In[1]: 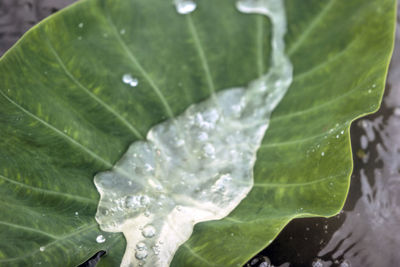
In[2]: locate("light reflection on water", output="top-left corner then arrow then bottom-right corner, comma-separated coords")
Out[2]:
315,8 -> 400,266
1,1 -> 400,267
252,3 -> 400,267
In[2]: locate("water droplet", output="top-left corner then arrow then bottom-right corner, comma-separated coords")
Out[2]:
75,211 -> 79,216
120,29 -> 126,35
96,235 -> 106,243
198,132 -> 208,141
176,139 -> 185,147
140,195 -> 150,206
321,152 -> 325,156
174,0 -> 197,14
39,246 -> 45,252
203,143 -> 215,157
142,225 -> 156,238
78,22 -> 84,28
341,130 -> 344,135
336,135 -> 339,139
152,245 -> 160,255
125,195 -> 141,209
135,249 -> 148,260
101,208 -> 109,215
368,89 -> 372,94
136,242 -> 147,250
78,36 -> 82,40
122,74 -> 139,87
144,163 -> 154,172
372,84 -> 376,88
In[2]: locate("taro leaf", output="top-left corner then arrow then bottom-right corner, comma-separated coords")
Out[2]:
0,0 -> 395,266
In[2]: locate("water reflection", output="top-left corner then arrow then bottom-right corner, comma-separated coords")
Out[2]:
252,3 -> 400,267
315,9 -> 400,266
1,1 -> 399,267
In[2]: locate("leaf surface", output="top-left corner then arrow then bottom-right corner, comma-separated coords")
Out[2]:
0,0 -> 395,266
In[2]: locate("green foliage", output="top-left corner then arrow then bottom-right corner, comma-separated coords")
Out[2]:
0,0 -> 395,266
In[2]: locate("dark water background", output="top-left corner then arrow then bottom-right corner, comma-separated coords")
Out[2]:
1,1 -> 399,266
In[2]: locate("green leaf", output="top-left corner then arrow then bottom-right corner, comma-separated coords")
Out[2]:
0,0 -> 395,266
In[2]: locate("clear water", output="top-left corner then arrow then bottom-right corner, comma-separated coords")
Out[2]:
1,1 -> 399,267
94,1 -> 292,266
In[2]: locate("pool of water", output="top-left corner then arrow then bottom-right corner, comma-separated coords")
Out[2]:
1,1 -> 399,266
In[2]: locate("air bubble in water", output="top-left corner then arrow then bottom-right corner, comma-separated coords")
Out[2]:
125,195 -> 139,208
140,195 -> 150,206
96,235 -> 106,243
174,0 -> 197,14
142,225 -> 156,238
136,242 -> 147,250
203,143 -> 215,157
135,249 -> 148,260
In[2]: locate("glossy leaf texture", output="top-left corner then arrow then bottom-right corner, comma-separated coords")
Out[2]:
0,0 -> 395,266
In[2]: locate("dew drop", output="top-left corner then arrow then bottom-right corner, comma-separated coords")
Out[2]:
120,29 -> 126,35
75,211 -> 79,216
96,234 -> 106,243
122,74 -> 139,87
78,22 -> 84,28
142,225 -> 156,238
39,246 -> 45,252
174,0 -> 197,14
321,152 -> 325,156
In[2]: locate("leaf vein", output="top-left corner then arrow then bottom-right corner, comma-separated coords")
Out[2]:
186,16 -> 216,96
0,174 -> 96,204
287,0 -> 336,55
0,90 -> 112,168
105,13 -> 175,119
45,36 -> 143,139
0,220 -> 59,240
